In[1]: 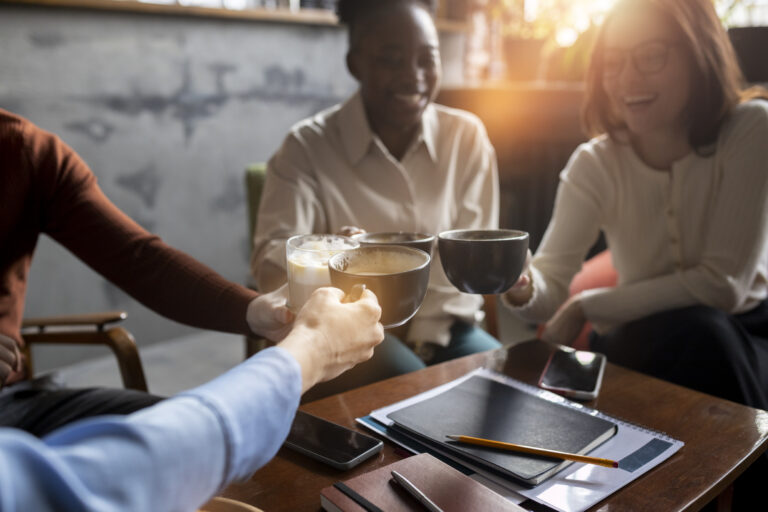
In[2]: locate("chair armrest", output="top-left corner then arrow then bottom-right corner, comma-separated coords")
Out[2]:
483,295 -> 499,339
21,311 -> 148,392
22,311 -> 127,332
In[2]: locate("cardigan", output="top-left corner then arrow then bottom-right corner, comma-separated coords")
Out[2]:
509,100 -> 768,333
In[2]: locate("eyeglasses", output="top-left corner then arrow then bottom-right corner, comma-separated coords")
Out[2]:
601,40 -> 681,78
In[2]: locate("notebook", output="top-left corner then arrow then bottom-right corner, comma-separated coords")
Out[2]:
364,368 -> 684,512
386,374 -> 618,486
320,453 -> 525,512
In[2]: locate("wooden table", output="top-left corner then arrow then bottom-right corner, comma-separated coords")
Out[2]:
221,340 -> 768,511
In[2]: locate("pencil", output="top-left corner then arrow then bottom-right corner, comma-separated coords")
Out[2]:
446,435 -> 619,468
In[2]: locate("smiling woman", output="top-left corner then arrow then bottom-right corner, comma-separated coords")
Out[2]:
251,0 -> 502,401
500,0 -> 768,507
341,0 -> 441,160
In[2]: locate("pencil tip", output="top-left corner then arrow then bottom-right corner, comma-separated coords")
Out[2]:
612,462 -> 619,468
446,435 -> 458,440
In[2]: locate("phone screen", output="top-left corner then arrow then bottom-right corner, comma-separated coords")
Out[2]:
539,349 -> 606,397
285,411 -> 382,469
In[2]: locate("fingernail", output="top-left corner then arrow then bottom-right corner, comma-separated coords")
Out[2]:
278,308 -> 293,323
341,284 -> 366,303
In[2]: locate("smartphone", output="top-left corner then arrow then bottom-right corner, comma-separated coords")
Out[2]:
538,347 -> 607,401
284,410 -> 383,470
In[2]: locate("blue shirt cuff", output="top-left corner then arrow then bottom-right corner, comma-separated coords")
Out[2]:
179,346 -> 302,483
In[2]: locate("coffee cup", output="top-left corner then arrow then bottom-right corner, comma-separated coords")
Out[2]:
328,245 -> 430,328
437,229 -> 529,295
286,234 -> 359,313
354,231 -> 435,256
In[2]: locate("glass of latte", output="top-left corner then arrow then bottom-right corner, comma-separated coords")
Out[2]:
286,234 -> 359,312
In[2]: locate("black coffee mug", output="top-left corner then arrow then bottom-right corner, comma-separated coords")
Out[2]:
438,229 -> 529,295
328,245 -> 430,328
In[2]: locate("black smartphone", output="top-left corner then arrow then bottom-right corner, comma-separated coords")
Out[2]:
284,410 -> 383,470
538,347 -> 607,401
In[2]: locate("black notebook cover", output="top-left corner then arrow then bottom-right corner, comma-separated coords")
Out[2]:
387,375 -> 617,486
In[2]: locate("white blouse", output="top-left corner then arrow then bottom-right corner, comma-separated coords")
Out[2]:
252,92 -> 499,345
509,100 -> 768,333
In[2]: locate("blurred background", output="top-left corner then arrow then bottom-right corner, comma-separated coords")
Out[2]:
1,0 -> 766,381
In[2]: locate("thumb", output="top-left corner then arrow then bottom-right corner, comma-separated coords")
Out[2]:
274,306 -> 294,324
540,325 -> 554,344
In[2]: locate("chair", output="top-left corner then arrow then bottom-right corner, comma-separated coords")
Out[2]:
21,310 -> 148,391
244,163 -> 268,257
536,250 -> 617,350
244,163 -> 269,358
567,250 -> 617,349
482,295 -> 499,339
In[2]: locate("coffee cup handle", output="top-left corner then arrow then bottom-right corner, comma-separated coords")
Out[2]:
341,284 -> 367,304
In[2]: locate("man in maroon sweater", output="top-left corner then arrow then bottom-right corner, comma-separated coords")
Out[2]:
0,108 -> 384,436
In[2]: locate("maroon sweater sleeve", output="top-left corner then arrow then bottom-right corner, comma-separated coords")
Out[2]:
23,120 -> 258,336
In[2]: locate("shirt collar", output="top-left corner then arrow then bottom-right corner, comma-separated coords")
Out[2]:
338,90 -> 438,165
419,102 -> 438,163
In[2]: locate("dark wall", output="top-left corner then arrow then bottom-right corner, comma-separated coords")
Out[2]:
0,3 -> 467,371
438,84 -> 588,252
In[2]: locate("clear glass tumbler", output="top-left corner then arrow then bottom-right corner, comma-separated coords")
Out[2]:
285,234 -> 359,313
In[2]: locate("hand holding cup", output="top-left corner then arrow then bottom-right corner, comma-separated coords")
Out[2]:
277,286 -> 384,392
246,284 -> 294,342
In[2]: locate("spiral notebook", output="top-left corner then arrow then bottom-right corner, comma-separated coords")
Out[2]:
387,374 -> 617,486
362,368 -> 683,512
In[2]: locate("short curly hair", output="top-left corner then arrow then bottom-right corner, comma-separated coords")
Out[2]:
336,0 -> 438,46
336,0 -> 437,26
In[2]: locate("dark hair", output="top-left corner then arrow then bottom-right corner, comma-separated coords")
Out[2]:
337,0 -> 437,37
582,0 -> 767,151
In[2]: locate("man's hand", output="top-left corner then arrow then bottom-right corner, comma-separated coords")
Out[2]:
246,284 -> 294,342
277,287 -> 384,393
541,293 -> 586,346
0,333 -> 20,388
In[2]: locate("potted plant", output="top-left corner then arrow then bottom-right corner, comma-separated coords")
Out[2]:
486,0 -> 603,82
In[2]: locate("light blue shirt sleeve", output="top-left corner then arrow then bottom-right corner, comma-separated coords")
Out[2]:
0,347 -> 301,512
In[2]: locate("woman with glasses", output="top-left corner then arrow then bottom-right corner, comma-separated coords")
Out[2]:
505,1 -> 767,503
504,0 -> 768,411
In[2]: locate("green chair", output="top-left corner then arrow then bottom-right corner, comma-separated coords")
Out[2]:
245,163 -> 268,251
244,163 -> 269,358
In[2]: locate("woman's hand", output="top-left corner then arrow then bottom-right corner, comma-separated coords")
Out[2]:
337,226 -> 366,237
504,249 -> 533,306
541,293 -> 587,346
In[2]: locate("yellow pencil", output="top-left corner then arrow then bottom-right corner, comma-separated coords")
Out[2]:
446,435 -> 618,468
